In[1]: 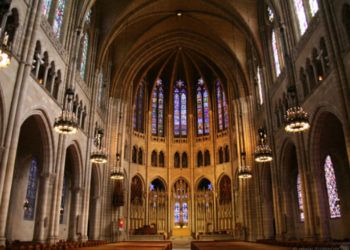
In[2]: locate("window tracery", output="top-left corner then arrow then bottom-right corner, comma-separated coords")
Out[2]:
53,0 -> 66,38
133,83 -> 145,133
324,155 -> 341,218
174,80 -> 187,137
216,81 -> 228,131
297,174 -> 304,221
152,79 -> 164,136
196,78 -> 210,135
24,159 -> 39,220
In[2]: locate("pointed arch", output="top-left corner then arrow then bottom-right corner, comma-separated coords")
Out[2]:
196,78 -> 210,135
151,79 -> 165,136
174,80 -> 187,137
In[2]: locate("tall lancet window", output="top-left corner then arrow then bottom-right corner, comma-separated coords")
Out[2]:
293,0 -> 308,35
216,81 -> 228,131
196,78 -> 210,135
324,155 -> 341,218
79,33 -> 89,79
272,30 -> 282,77
24,159 -> 39,220
133,83 -> 145,133
53,0 -> 67,38
42,0 -> 52,18
151,79 -> 164,136
174,80 -> 187,137
309,0 -> 319,16
297,174 -> 304,221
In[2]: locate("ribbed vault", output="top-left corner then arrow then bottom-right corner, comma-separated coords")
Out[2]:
81,0 -> 263,100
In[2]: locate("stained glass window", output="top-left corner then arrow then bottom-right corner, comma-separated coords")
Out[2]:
182,202 -> 188,223
174,80 -> 187,136
85,9 -> 92,24
24,159 -> 39,220
196,79 -> 210,135
80,33 -> 89,80
293,0 -> 308,35
216,81 -> 229,131
324,155 -> 341,219
60,175 -> 68,224
297,174 -> 304,222
272,30 -> 281,77
309,0 -> 319,16
42,0 -> 52,18
174,202 -> 180,223
267,6 -> 274,22
133,83 -> 144,133
151,79 -> 164,136
53,0 -> 66,39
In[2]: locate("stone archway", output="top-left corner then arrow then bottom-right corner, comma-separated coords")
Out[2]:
172,178 -> 191,236
6,114 -> 51,242
280,141 -> 304,240
59,144 -> 82,240
195,178 -> 214,234
148,178 -> 167,234
217,175 -> 232,232
310,111 -> 350,240
129,175 -> 145,233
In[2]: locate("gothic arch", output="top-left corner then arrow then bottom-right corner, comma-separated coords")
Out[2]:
309,109 -> 350,240
195,176 -> 213,190
279,139 -> 303,240
65,142 -> 83,189
149,176 -> 167,192
6,114 -> 53,241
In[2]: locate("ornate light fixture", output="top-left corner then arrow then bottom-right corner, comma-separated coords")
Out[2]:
110,153 -> 124,180
90,128 -> 108,164
284,86 -> 310,133
54,88 -> 78,134
238,152 -> 252,179
254,127 -> 273,163
0,10 -> 12,68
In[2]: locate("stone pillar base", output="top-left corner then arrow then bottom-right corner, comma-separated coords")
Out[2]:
0,236 -> 6,247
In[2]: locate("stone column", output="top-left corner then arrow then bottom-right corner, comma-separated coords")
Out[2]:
0,0 -> 43,246
35,172 -> 55,242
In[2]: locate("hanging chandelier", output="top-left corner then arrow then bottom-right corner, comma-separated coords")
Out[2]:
90,128 -> 108,164
254,127 -> 273,163
0,11 -> 12,68
238,152 -> 252,179
284,86 -> 310,133
53,88 -> 78,134
110,153 -> 124,180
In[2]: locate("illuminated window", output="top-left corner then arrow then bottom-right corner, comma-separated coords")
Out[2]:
216,81 -> 229,131
293,0 -> 308,35
297,174 -> 304,221
151,79 -> 164,136
24,159 -> 39,220
53,0 -> 66,38
267,6 -> 274,22
272,30 -> 282,77
79,33 -> 89,79
196,78 -> 210,135
174,202 -> 180,223
42,0 -> 52,18
257,67 -> 264,105
324,155 -> 341,218
174,80 -> 187,137
309,0 -> 319,16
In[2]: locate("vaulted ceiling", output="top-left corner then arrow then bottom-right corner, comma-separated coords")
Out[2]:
82,0 -> 265,99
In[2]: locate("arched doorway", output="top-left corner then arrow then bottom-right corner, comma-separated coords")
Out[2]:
88,166 -> 101,240
311,112 -> 350,240
281,142 -> 304,240
59,144 -> 81,240
148,178 -> 167,234
217,175 -> 232,232
195,178 -> 214,234
129,175 -> 145,232
6,115 -> 50,241
172,178 -> 190,236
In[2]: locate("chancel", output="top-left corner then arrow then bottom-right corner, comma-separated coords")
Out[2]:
0,0 -> 350,250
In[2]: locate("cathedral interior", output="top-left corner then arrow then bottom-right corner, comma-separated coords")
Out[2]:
0,0 -> 350,249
